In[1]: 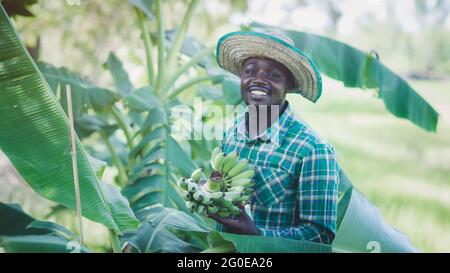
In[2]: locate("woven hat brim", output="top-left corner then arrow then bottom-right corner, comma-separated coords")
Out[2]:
217,31 -> 322,103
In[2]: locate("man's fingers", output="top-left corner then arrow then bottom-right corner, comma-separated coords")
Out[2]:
207,213 -> 235,226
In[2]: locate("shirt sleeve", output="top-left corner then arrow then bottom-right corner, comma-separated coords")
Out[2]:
257,144 -> 339,244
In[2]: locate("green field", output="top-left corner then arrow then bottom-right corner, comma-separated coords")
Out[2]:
289,78 -> 450,252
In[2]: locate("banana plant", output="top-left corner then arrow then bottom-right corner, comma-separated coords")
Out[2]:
0,0 -> 427,253
0,4 -> 139,236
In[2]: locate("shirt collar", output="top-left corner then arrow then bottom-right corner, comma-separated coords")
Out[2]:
234,102 -> 294,147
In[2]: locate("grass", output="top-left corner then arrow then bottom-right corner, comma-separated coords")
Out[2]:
288,77 -> 450,252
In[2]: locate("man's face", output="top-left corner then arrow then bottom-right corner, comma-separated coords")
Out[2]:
240,57 -> 294,106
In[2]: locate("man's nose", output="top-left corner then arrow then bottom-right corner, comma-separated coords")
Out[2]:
251,72 -> 270,85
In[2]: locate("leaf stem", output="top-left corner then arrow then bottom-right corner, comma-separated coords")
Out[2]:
155,0 -> 166,90
158,46 -> 214,94
135,8 -> 155,86
102,133 -> 128,187
164,75 -> 223,101
109,229 -> 122,253
109,105 -> 133,150
164,0 -> 199,82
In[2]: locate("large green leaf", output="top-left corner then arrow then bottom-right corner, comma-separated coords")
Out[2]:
221,233 -> 331,253
122,206 -> 332,253
0,203 -> 89,253
124,86 -> 161,112
332,189 -> 418,253
249,22 -> 439,132
38,62 -> 118,117
0,235 -> 90,253
105,52 -> 134,97
121,207 -> 207,253
0,203 -> 45,236
168,136 -> 197,178
75,114 -> 118,139
0,6 -> 138,233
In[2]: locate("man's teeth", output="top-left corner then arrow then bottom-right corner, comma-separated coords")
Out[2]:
250,90 -> 268,95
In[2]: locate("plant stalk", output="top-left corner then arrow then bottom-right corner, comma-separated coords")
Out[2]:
155,0 -> 166,90
164,0 -> 199,83
103,133 -> 128,187
66,85 -> 84,248
109,229 -> 122,253
158,46 -> 214,94
109,105 -> 133,150
164,75 -> 223,101
135,8 -> 155,86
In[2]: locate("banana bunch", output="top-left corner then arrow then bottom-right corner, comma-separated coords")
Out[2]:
176,147 -> 255,218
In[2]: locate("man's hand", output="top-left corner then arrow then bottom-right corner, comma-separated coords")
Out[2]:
207,205 -> 260,236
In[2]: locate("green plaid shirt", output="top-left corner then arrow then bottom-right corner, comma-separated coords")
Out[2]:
219,102 -> 339,244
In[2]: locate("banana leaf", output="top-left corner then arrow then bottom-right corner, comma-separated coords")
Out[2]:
105,52 -> 135,97
129,0 -> 154,20
122,206 -> 332,253
0,235 -> 89,253
38,62 -> 118,117
248,22 -> 439,132
220,233 -> 331,253
0,203 -> 89,253
0,5 -> 138,233
332,189 -> 419,253
120,207 -> 207,253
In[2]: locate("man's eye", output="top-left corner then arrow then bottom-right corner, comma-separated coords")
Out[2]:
244,68 -> 254,75
269,72 -> 281,79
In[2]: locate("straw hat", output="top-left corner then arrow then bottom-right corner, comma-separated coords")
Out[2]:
216,31 -> 322,103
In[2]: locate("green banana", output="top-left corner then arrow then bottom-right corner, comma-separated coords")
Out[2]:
229,169 -> 255,180
186,201 -> 197,211
190,168 -> 204,182
222,151 -> 238,173
211,152 -> 226,171
220,198 -> 234,209
201,194 -> 213,205
187,181 -> 199,193
196,204 -> 207,215
177,146 -> 256,218
227,159 -> 249,177
182,191 -> 192,201
243,188 -> 253,196
227,185 -> 244,193
229,205 -> 241,216
211,146 -> 221,160
209,191 -> 225,200
217,209 -> 231,218
224,191 -> 242,200
193,190 -> 204,201
229,178 -> 252,187
177,178 -> 189,191
207,205 -> 219,214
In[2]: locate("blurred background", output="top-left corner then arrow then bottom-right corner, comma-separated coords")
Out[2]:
1,0 -> 449,252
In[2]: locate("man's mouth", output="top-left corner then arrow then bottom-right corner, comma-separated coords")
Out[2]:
248,87 -> 270,96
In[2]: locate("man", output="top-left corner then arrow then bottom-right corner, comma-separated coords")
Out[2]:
208,31 -> 339,244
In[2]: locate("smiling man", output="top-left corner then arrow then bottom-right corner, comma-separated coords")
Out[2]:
208,31 -> 340,244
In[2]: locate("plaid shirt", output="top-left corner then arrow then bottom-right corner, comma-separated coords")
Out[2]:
219,102 -> 339,244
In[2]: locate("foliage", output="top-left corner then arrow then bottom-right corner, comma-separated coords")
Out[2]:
0,0 -> 440,253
